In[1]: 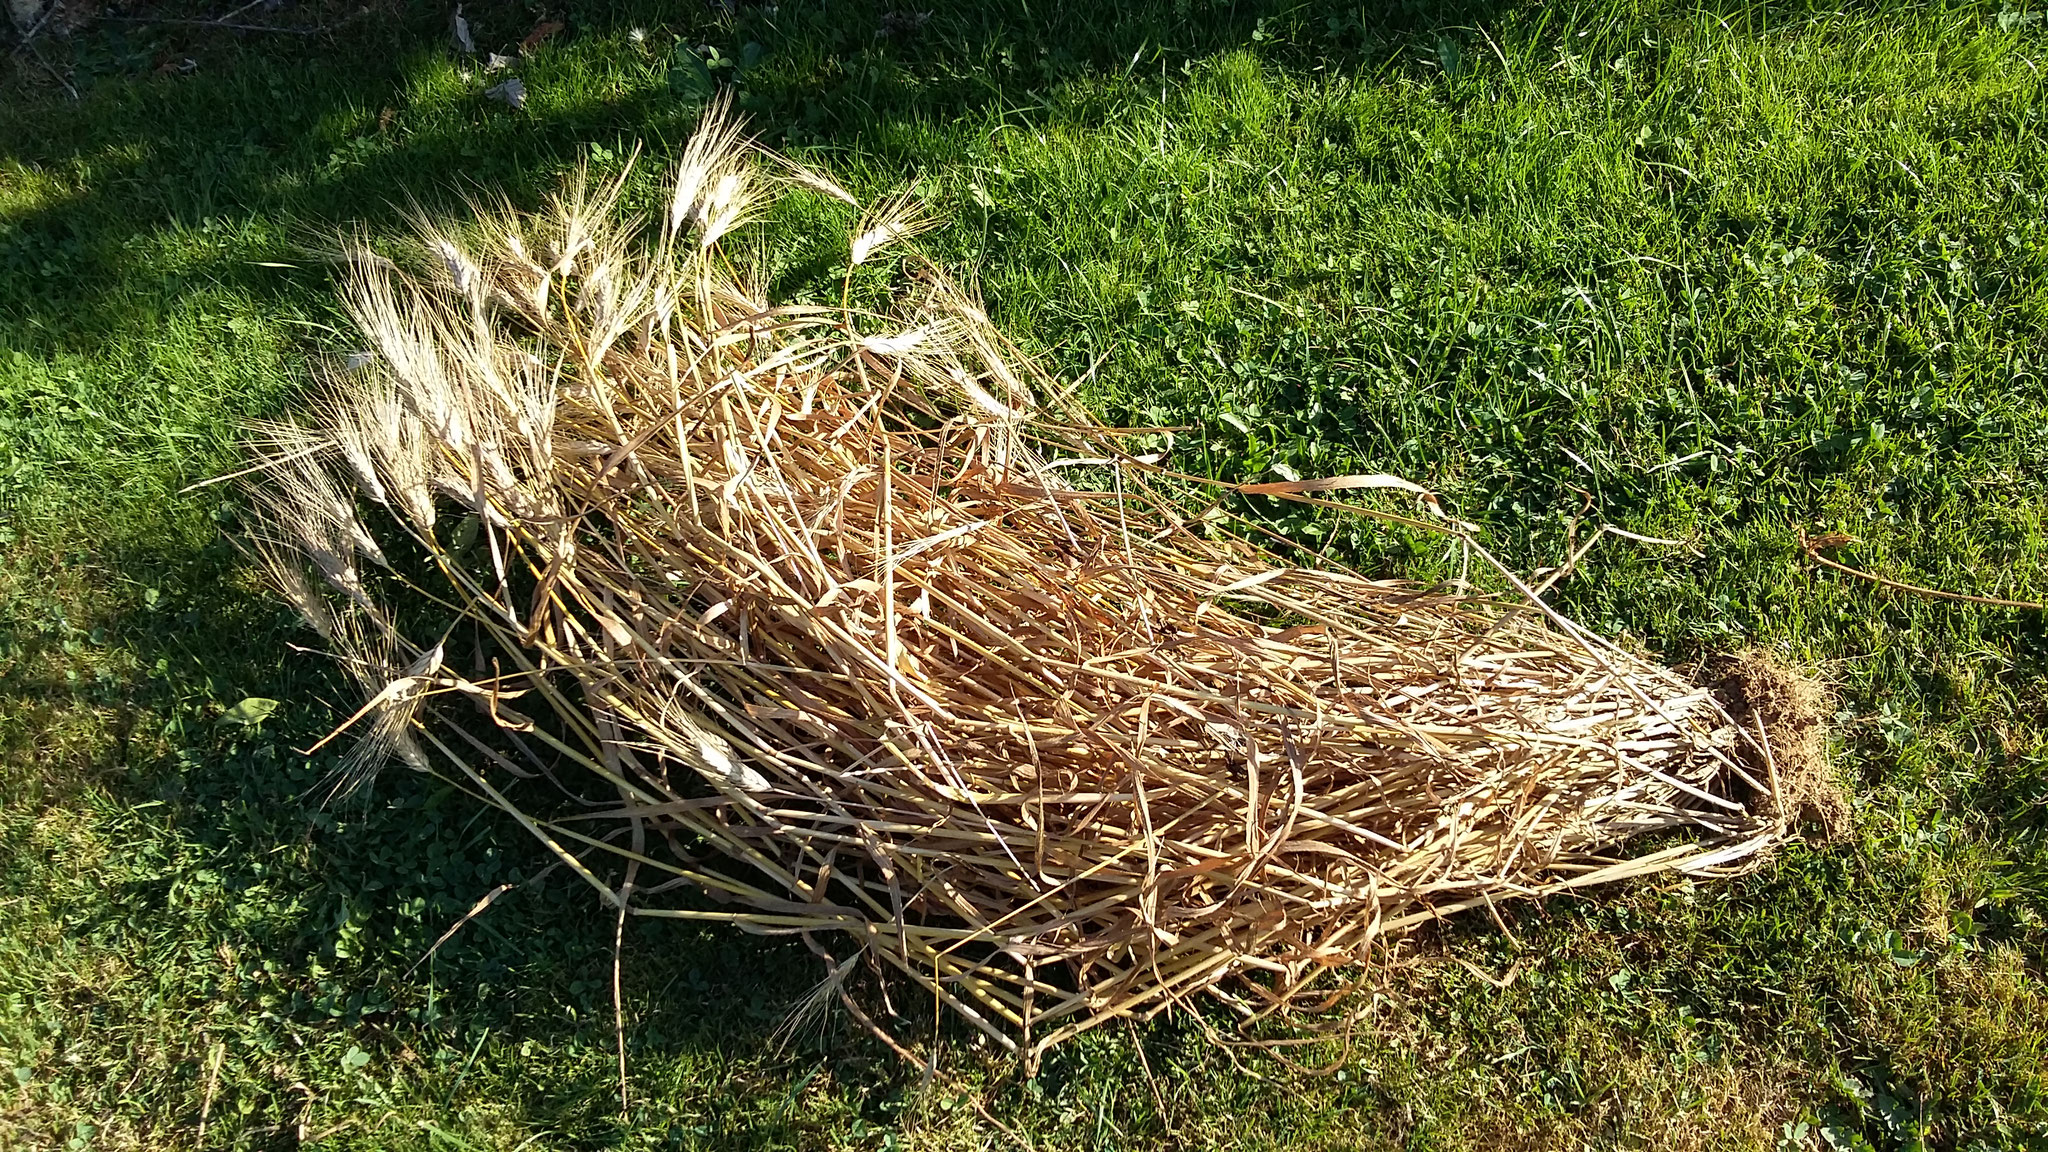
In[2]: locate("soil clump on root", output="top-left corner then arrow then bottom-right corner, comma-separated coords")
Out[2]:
1716,648 -> 1846,841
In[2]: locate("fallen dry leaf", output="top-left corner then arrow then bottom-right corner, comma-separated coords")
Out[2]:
519,17 -> 563,52
485,76 -> 526,109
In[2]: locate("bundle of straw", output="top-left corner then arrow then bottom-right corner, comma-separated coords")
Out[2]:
243,100 -> 1789,1070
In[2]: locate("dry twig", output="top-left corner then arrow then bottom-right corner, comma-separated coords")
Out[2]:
1802,531 -> 2046,611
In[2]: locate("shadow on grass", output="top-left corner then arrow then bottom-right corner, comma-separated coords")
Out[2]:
0,0 -> 1529,337
0,521 -> 912,1145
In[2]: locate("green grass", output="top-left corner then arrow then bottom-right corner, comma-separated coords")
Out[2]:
5,0 -> 2048,1147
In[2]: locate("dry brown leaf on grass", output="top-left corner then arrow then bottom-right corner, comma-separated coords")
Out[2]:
234,100 -> 1805,1073
519,16 -> 563,53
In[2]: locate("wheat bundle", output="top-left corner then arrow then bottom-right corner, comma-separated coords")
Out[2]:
243,101 -> 1790,1070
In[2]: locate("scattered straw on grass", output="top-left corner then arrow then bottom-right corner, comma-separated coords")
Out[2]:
237,98 -> 1795,1070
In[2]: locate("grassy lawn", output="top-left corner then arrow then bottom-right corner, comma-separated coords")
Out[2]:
5,0 -> 2048,1147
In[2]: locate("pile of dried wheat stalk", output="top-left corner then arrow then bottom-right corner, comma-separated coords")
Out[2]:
241,100 -> 1792,1071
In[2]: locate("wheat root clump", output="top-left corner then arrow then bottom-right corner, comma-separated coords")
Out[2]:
242,101 -> 1792,1070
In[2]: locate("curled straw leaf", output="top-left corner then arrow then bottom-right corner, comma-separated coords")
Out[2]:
236,100 -> 1794,1072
